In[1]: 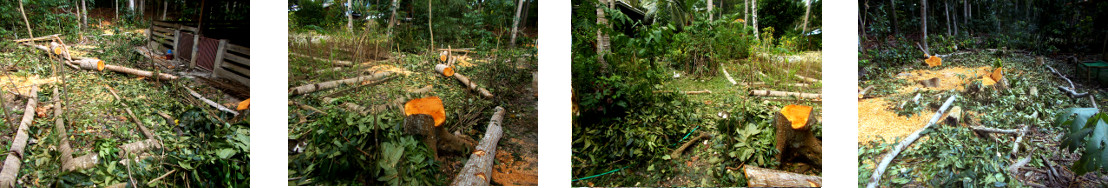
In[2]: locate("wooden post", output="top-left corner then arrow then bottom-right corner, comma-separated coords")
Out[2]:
212,39 -> 228,77
173,29 -> 180,56
190,32 -> 199,69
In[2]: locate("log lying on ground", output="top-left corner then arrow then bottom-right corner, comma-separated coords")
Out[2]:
740,82 -> 811,88
859,85 -> 875,99
670,132 -> 711,158
434,64 -> 494,98
290,52 -> 354,66
721,64 -> 737,85
11,34 -> 60,43
452,106 -> 506,186
750,90 -> 821,99
66,58 -> 177,80
684,90 -> 712,95
289,72 -> 391,95
867,94 -> 957,188
774,105 -> 822,166
0,86 -> 37,187
744,165 -> 823,187
795,75 -> 819,83
118,139 -> 163,157
54,88 -> 99,171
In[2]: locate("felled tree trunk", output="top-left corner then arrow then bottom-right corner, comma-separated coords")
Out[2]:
744,165 -> 823,187
53,88 -> 99,171
867,94 -> 957,188
452,106 -> 506,186
434,64 -> 493,98
289,72 -> 391,95
103,64 -> 178,80
290,52 -> 354,66
0,86 -> 37,188
774,105 -> 821,167
750,90 -> 821,99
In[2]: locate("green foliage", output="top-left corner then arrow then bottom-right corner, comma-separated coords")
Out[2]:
1058,108 -> 1108,176
288,108 -> 440,186
712,104 -> 779,186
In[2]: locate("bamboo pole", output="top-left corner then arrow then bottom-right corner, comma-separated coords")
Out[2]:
0,86 -> 38,188
452,106 -> 506,186
867,94 -> 957,188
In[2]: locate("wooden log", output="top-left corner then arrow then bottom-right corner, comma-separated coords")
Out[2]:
102,64 -> 178,80
0,86 -> 37,188
290,52 -> 353,66
11,34 -> 60,43
774,105 -> 821,166
867,94 -> 957,188
794,74 -> 819,83
453,73 -> 494,99
670,132 -> 711,158
52,87 -> 100,171
288,72 -> 391,95
452,106 -> 506,186
72,58 -> 105,71
739,82 -> 811,88
435,64 -> 455,77
184,87 -> 241,116
859,85 -> 875,99
118,138 -> 163,157
721,64 -> 737,85
743,165 -> 823,187
750,90 -> 821,99
684,90 -> 712,94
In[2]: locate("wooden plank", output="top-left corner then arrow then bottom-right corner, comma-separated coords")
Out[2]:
223,53 -> 249,66
152,26 -> 174,34
151,32 -> 171,41
180,26 -> 198,32
221,62 -> 250,77
152,21 -> 176,28
214,69 -> 250,86
225,44 -> 249,55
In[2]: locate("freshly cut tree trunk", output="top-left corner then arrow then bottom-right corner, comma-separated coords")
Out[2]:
774,105 -> 821,166
867,94 -> 957,188
750,90 -> 821,99
0,86 -> 37,188
102,64 -> 179,80
454,74 -> 494,98
744,165 -> 823,187
739,82 -> 811,88
184,87 -> 241,116
289,72 -> 391,95
53,88 -> 99,171
118,138 -> 163,157
435,64 -> 455,77
452,106 -> 506,186
795,74 -> 819,83
12,34 -> 61,43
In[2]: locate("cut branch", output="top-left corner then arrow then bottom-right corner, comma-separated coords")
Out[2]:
867,94 -> 957,188
722,64 -> 737,85
744,165 -> 822,187
452,106 -> 506,186
434,66 -> 493,98
184,87 -> 241,116
0,86 -> 37,187
288,72 -> 391,95
1045,64 -> 1087,97
670,132 -> 711,158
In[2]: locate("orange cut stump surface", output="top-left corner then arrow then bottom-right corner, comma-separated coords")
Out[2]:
781,105 -> 813,129
404,96 -> 446,127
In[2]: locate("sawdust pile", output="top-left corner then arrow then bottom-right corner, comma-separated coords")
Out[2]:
858,98 -> 935,144
896,66 -> 992,92
0,75 -> 59,96
365,64 -> 414,76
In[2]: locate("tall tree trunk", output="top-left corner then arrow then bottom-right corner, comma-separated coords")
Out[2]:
890,0 -> 899,35
920,0 -> 928,54
801,0 -> 809,33
386,0 -> 399,38
162,0 -> 168,20
744,0 -> 749,25
428,0 -> 434,51
945,0 -> 951,36
753,0 -> 759,39
596,0 -> 611,71
116,0 -> 120,20
129,0 -> 135,13
509,0 -> 524,47
347,0 -> 354,32
708,0 -> 714,21
18,0 -> 33,41
83,0 -> 88,28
